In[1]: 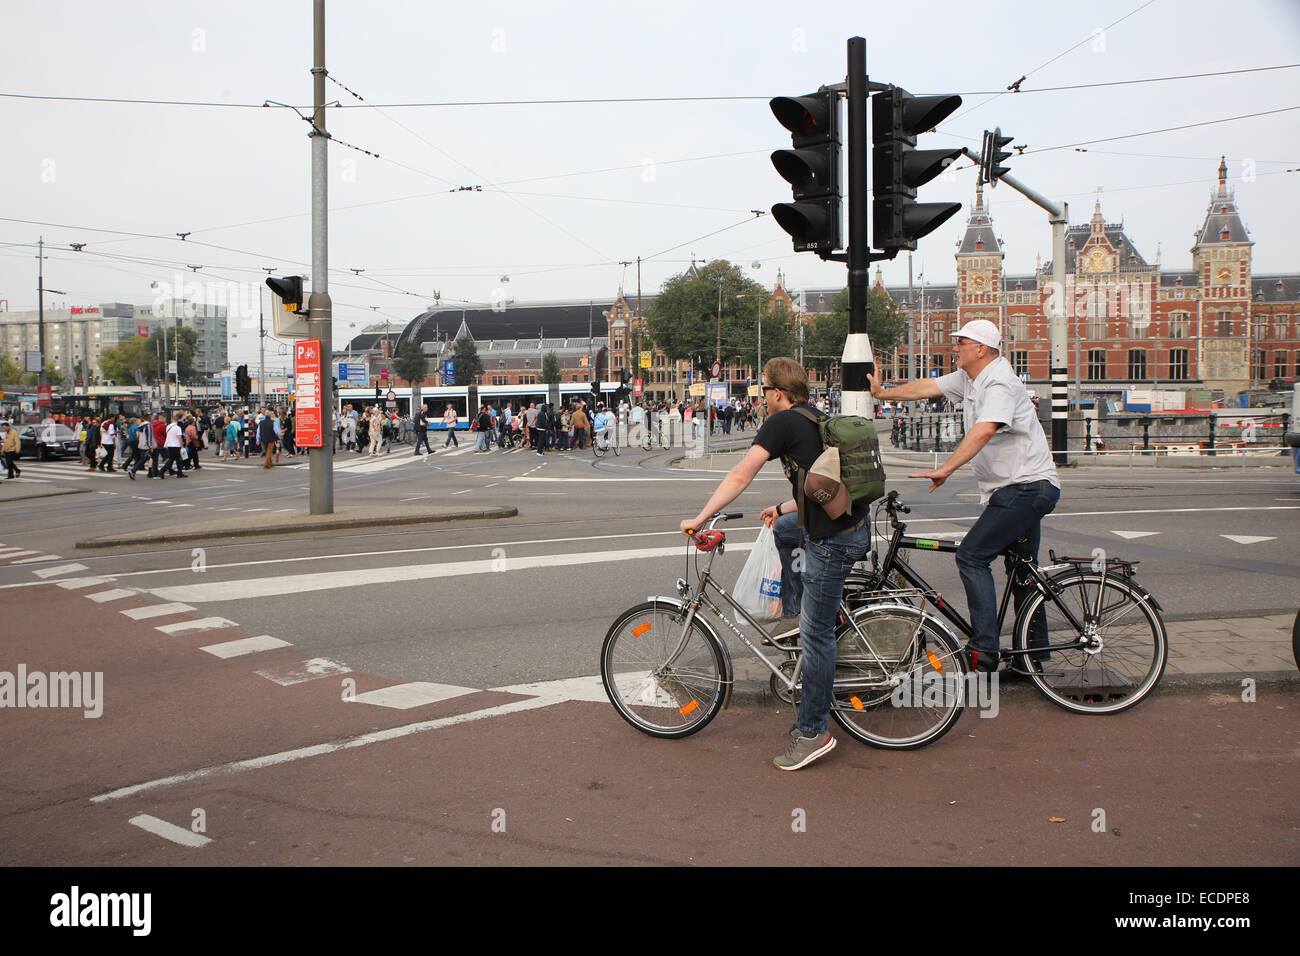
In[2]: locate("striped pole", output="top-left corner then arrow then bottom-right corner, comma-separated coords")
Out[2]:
841,37 -> 874,419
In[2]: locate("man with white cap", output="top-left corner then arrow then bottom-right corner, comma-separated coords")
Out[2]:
867,318 -> 1060,674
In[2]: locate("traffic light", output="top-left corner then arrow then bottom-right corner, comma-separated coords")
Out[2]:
871,86 -> 963,254
980,127 -> 1014,187
235,364 -> 251,398
265,275 -> 304,312
769,89 -> 841,254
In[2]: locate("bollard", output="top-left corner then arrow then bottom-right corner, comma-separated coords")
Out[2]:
1142,417 -> 1151,453
1207,413 -> 1216,457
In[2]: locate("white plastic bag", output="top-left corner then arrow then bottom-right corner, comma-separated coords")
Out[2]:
735,525 -> 783,621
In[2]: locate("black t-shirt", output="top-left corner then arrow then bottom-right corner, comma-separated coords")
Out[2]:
752,403 -> 869,541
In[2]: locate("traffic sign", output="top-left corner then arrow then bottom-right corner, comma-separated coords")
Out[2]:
293,338 -> 324,448
386,389 -> 396,402
634,378 -> 643,397
710,360 -> 722,379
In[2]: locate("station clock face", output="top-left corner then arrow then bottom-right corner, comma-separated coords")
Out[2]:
970,272 -> 989,291
1085,248 -> 1110,273
1214,266 -> 1233,285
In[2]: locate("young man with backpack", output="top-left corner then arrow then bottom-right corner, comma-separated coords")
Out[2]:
680,357 -> 873,771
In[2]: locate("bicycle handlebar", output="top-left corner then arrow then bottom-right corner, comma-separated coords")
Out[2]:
684,512 -> 745,536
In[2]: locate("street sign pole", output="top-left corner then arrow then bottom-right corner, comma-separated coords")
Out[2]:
841,36 -> 875,418
307,0 -> 334,514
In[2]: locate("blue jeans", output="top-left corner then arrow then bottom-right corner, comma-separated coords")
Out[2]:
444,428 -> 458,447
796,521 -> 872,737
772,512 -> 803,617
955,480 -> 1061,658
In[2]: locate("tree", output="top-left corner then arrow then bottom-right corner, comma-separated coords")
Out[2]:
393,340 -> 428,386
644,260 -> 768,377
99,326 -> 197,385
541,351 -> 561,385
1,355 -> 21,385
22,361 -> 64,387
451,337 -> 484,385
804,287 -> 907,378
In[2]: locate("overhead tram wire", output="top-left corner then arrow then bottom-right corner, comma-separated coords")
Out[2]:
943,0 -> 1160,125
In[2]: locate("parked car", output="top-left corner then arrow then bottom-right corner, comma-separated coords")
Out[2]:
19,423 -> 79,460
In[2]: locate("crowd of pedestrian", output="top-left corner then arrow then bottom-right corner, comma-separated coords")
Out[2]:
63,404 -> 300,479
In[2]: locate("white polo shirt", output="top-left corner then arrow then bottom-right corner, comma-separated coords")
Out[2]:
937,356 -> 1059,504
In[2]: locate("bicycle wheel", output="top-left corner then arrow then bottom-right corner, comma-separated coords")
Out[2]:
1014,572 -> 1166,714
592,437 -> 606,458
830,605 -> 967,750
601,600 -> 728,738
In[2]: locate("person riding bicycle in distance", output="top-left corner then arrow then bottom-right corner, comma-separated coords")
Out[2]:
680,357 -> 872,771
866,319 -> 1061,674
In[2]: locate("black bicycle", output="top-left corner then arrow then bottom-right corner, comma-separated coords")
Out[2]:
839,491 -> 1168,714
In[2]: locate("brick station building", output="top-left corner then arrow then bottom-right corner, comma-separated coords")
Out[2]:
803,159 -> 1299,402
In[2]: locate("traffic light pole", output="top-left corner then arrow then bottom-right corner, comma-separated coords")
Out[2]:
959,145 -> 1070,463
308,0 -> 334,514
841,36 -> 875,417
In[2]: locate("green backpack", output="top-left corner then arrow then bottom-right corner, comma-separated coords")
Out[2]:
782,406 -> 887,527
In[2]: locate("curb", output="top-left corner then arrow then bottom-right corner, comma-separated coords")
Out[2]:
75,505 -> 519,549
724,669 -> 1299,709
0,486 -> 90,503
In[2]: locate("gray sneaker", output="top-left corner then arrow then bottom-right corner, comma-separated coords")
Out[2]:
773,726 -> 837,771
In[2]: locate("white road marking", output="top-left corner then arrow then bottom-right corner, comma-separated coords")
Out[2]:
1111,531 -> 1160,539
156,617 -> 238,635
510,475 -> 787,482
255,657 -> 352,686
10,554 -> 59,564
0,550 -> 39,559
450,489 -> 471,495
86,588 -> 136,603
1220,534 -> 1277,545
200,634 -> 293,658
148,542 -> 756,603
57,577 -> 113,590
33,562 -> 88,578
120,602 -> 195,620
351,682 -> 479,709
491,674 -> 608,702
128,814 -> 212,848
92,695 -> 563,803
167,503 -> 195,508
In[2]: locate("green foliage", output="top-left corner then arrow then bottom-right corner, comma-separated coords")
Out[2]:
451,337 -> 484,385
1,355 -> 21,384
541,351 -> 561,385
644,260 -> 768,375
99,326 -> 198,385
803,287 -> 908,377
393,340 -> 429,386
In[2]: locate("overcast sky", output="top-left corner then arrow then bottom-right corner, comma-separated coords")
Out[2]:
3,0 -> 1299,367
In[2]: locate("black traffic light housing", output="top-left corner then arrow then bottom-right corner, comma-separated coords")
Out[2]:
871,86 -> 963,254
235,364 -> 251,398
770,89 -> 841,255
980,127 -> 1014,187
265,275 -> 304,313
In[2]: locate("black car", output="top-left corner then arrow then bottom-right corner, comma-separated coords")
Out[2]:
19,424 -> 80,460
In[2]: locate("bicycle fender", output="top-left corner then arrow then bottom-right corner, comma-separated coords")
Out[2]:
647,596 -> 735,710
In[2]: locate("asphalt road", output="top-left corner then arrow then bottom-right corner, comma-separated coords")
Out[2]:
1,438 -> 1296,870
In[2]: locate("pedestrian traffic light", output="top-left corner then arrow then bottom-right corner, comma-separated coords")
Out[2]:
769,89 -> 841,255
235,364 -> 251,398
980,127 -> 1014,187
265,275 -> 304,313
375,386 -> 381,400
871,86 -> 963,254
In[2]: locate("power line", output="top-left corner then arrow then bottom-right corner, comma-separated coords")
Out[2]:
947,62 -> 1300,97
1024,104 -> 1300,154
944,0 -> 1159,125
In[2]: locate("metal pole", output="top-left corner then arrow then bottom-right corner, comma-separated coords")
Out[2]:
1050,207 -> 1070,463
259,290 -> 266,408
841,36 -> 873,418
37,237 -> 46,389
308,0 -> 334,514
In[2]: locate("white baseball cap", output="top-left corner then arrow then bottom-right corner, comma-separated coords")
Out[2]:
954,319 -> 1001,351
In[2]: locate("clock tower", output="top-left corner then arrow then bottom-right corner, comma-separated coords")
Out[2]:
955,181 -> 1005,333
1192,156 -> 1253,389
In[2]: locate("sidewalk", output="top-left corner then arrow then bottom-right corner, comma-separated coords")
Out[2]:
726,611 -> 1298,705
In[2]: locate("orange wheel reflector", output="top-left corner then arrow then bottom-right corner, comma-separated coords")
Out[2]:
927,651 -> 944,672
850,696 -> 864,711
632,622 -> 652,637
680,699 -> 699,716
